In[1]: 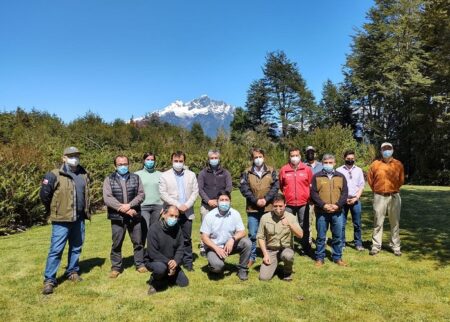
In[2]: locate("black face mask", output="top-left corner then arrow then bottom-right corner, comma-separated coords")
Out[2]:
306,151 -> 315,161
345,160 -> 355,166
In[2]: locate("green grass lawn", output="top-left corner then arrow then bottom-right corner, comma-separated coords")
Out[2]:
1,185 -> 449,321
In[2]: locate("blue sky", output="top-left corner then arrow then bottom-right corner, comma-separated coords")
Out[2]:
0,0 -> 373,123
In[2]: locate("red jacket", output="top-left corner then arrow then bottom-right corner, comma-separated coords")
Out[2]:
279,162 -> 313,206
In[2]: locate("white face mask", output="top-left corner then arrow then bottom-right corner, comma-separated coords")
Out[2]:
254,157 -> 264,167
290,156 -> 301,165
66,157 -> 80,167
173,162 -> 184,172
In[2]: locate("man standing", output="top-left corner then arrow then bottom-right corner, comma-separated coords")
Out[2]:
239,148 -> 279,267
257,194 -> 303,281
103,155 -> 147,278
336,150 -> 365,251
310,154 -> 348,267
200,190 -> 251,280
279,147 -> 313,254
367,142 -> 404,256
197,149 -> 232,256
40,146 -> 91,295
135,152 -> 163,245
159,151 -> 199,271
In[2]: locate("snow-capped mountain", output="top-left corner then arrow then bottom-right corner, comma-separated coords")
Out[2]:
136,95 -> 235,137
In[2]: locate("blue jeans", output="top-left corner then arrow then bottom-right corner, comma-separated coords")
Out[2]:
342,201 -> 362,247
44,219 -> 85,284
315,212 -> 343,262
247,211 -> 264,261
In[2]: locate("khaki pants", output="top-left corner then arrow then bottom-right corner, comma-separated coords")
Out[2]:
371,193 -> 401,251
259,248 -> 294,281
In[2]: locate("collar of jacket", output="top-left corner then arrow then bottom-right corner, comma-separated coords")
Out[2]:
316,170 -> 341,178
206,165 -> 223,173
247,164 -> 272,176
59,164 -> 87,177
287,162 -> 307,170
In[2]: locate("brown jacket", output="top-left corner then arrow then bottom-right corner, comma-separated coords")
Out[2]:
367,159 -> 404,194
310,170 -> 348,212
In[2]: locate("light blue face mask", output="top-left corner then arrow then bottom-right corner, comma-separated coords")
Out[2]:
117,165 -> 129,175
218,201 -> 231,212
323,164 -> 334,173
209,159 -> 219,167
166,217 -> 178,227
382,150 -> 393,158
144,160 -> 155,170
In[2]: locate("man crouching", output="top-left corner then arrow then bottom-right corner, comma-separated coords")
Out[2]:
146,206 -> 188,295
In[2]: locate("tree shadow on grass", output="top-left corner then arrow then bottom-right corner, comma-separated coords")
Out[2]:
360,188 -> 450,268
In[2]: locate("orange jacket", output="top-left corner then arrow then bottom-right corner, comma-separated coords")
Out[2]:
367,159 -> 404,194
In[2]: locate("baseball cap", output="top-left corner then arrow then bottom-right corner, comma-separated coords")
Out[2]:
305,146 -> 315,152
63,146 -> 81,155
380,142 -> 393,149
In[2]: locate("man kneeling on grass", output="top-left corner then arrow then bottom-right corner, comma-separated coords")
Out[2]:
200,190 -> 251,281
146,206 -> 188,295
257,194 -> 303,281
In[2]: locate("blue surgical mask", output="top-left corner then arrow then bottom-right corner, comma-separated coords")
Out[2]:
209,159 -> 219,167
323,164 -> 334,173
382,150 -> 393,158
144,160 -> 155,170
117,165 -> 129,175
218,201 -> 231,213
167,217 -> 178,227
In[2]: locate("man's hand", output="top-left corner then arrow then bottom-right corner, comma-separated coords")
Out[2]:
223,238 -> 235,255
126,209 -> 137,217
281,216 -> 290,227
256,199 -> 267,208
178,204 -> 188,213
323,204 -> 333,212
208,199 -> 218,208
118,203 -> 131,213
215,247 -> 228,259
330,204 -> 339,212
168,259 -> 177,270
263,254 -> 271,265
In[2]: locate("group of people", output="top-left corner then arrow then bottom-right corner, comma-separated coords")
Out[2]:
39,143 -> 404,295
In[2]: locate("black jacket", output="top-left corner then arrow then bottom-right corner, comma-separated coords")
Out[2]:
146,220 -> 184,265
197,165 -> 233,207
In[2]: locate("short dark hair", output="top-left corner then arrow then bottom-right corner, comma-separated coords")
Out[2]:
216,190 -> 231,200
288,147 -> 301,155
114,155 -> 129,166
272,193 -> 286,204
143,152 -> 156,161
171,151 -> 186,161
250,147 -> 265,158
343,150 -> 355,158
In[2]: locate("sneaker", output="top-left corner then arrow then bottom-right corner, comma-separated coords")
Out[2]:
282,273 -> 293,282
369,248 -> 380,256
42,282 -> 54,295
334,259 -> 348,267
393,249 -> 402,256
237,269 -> 248,281
67,273 -> 83,282
109,270 -> 121,278
314,260 -> 324,268
137,266 -> 149,273
147,285 -> 157,295
356,245 -> 365,251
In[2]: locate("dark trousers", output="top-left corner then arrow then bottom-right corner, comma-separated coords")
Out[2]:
206,237 -> 252,273
286,205 -> 311,250
110,217 -> 145,271
148,261 -> 189,290
178,214 -> 193,268
141,204 -> 163,246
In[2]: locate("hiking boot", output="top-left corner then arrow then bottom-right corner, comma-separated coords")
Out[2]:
137,266 -> 149,273
42,282 -> 54,295
67,273 -> 83,282
237,269 -> 248,281
147,285 -> 157,295
334,259 -> 348,267
282,273 -> 293,282
369,248 -> 380,256
314,260 -> 324,268
109,270 -> 121,278
393,249 -> 402,256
